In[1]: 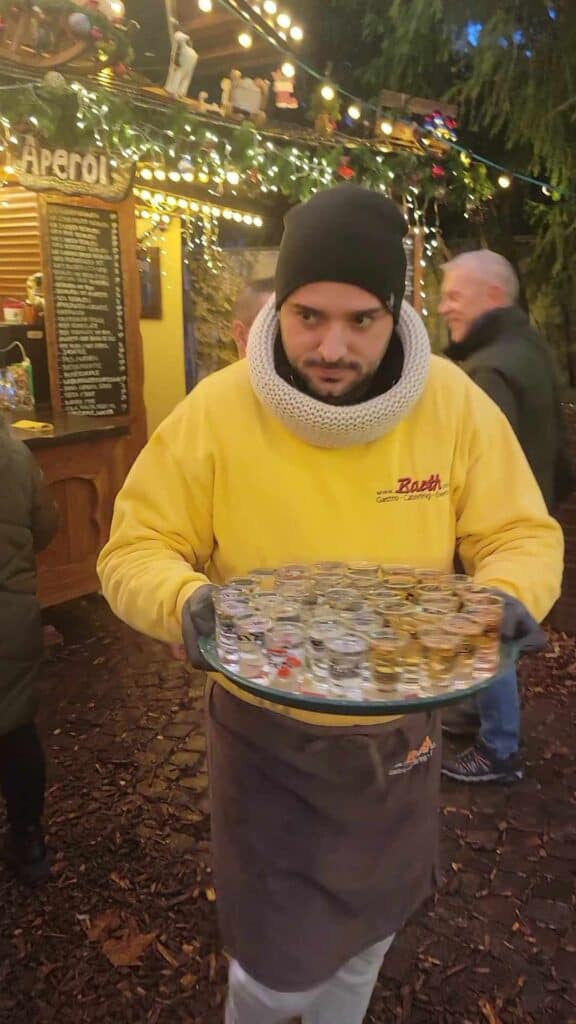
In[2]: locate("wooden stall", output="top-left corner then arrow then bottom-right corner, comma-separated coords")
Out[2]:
0,147 -> 146,607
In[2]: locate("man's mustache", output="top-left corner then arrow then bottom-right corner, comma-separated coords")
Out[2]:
301,359 -> 362,372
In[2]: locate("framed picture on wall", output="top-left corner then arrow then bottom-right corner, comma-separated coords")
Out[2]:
138,246 -> 162,319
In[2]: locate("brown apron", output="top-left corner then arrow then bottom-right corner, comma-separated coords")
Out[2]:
206,680 -> 441,992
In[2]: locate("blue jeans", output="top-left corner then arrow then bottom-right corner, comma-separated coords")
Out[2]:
477,667 -> 520,760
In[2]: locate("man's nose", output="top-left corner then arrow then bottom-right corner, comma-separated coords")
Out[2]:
317,323 -> 348,362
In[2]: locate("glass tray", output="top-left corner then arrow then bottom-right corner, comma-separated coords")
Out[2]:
199,636 -> 519,716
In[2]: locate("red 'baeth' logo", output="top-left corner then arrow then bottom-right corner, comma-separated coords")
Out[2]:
396,474 -> 442,494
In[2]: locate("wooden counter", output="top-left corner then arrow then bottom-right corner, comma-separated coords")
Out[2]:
8,411 -> 132,608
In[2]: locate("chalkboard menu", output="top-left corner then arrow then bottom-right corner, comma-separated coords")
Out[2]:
403,233 -> 415,306
47,204 -> 129,416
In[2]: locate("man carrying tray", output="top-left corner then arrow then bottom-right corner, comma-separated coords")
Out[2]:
98,185 -> 563,1024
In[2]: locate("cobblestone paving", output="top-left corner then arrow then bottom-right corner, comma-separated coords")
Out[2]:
0,596 -> 574,1023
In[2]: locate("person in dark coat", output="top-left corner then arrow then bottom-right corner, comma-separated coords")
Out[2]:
0,413 -> 58,883
439,249 -> 569,783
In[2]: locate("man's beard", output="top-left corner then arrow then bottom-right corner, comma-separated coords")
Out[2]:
294,359 -> 377,405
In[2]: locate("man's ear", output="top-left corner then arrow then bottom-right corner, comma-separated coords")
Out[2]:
232,319 -> 248,357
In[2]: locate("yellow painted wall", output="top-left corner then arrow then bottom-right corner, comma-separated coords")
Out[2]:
137,218 -> 185,436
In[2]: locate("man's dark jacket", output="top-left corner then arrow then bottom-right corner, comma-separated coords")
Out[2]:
446,306 -> 572,511
0,416 -> 58,736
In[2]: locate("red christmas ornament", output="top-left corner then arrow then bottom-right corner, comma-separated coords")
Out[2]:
113,62 -> 128,76
337,158 -> 355,181
432,164 -> 446,179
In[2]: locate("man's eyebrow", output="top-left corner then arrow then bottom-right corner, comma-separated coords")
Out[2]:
289,303 -> 385,316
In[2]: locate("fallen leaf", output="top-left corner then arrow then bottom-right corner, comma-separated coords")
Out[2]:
110,872 -> 132,890
102,930 -> 156,968
156,940 -> 180,968
479,997 -> 502,1024
85,909 -> 123,942
180,973 -> 198,991
205,886 -> 217,902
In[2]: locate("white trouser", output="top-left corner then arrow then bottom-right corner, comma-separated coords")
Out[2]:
225,935 -> 394,1024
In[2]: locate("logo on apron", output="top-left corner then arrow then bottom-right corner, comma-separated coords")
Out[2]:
389,735 -> 437,776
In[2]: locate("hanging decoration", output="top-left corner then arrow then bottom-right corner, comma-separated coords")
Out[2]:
164,28 -> 198,100
0,0 -> 136,73
0,75 -> 497,218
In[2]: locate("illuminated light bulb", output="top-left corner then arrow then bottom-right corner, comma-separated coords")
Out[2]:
290,24 -> 303,41
110,0 -> 124,16
191,202 -> 200,212
226,169 -> 240,186
198,0 -> 212,10
153,193 -> 163,203
161,214 -> 171,224
223,209 -> 233,220
168,171 -> 181,182
140,167 -> 153,180
254,216 -> 263,228
420,259 -> 426,268
141,210 -> 150,219
542,185 -> 551,196
154,168 -> 167,181
233,212 -> 243,223
263,0 -> 277,13
179,199 -> 188,209
213,207 -> 222,217
238,31 -> 253,47
167,196 -> 178,206
277,11 -> 291,28
347,103 -> 361,120
243,214 -> 253,225
182,171 -> 194,182
198,170 -> 210,183
141,190 -> 152,201
380,119 -> 393,136
281,61 -> 296,78
498,174 -> 511,189
321,84 -> 335,102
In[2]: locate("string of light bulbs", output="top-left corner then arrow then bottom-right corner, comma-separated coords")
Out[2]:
208,0 -> 569,200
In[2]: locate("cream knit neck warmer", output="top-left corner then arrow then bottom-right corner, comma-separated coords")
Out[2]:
246,297 -> 431,448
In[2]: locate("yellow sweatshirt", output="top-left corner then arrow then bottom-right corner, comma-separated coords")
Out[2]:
98,355 -> 563,721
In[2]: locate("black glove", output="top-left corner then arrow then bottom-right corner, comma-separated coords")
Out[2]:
181,584 -> 218,669
498,592 -> 547,653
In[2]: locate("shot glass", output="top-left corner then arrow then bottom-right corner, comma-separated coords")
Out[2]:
248,568 -> 277,593
313,561 -> 346,576
325,634 -> 369,696
326,588 -> 365,613
236,615 -> 270,679
306,617 -> 342,680
461,593 -> 504,634
276,564 -> 311,582
213,593 -> 254,667
418,593 -> 460,614
418,627 -> 461,689
343,608 -> 381,637
443,612 -> 485,684
346,561 -> 381,580
265,624 -> 306,687
368,628 -> 410,692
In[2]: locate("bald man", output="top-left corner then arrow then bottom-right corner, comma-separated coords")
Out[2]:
231,277 -> 275,357
439,249 -> 569,783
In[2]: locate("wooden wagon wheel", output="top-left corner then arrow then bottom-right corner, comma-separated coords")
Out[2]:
0,7 -> 91,68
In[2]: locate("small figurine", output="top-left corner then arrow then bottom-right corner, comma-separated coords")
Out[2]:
271,66 -> 298,110
221,69 -> 269,124
165,29 -> 198,100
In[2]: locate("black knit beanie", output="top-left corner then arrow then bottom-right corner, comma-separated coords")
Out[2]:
275,185 -> 408,322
